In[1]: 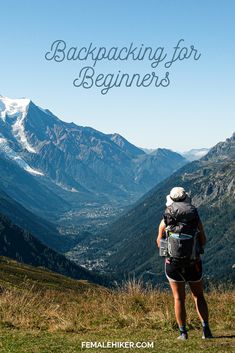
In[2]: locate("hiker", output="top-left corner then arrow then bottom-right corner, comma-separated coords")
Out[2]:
156,187 -> 213,340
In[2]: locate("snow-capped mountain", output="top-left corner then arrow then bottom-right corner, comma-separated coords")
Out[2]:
0,96 -> 35,152
0,96 -> 44,176
0,95 -> 187,219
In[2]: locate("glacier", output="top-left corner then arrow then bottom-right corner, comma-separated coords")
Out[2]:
0,95 -> 36,153
0,137 -> 43,176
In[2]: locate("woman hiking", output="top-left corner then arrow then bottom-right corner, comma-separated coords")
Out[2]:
156,187 -> 213,340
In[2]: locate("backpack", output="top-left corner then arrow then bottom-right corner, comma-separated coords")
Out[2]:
162,201 -> 200,264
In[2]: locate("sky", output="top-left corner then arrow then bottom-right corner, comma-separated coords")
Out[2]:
0,0 -> 234,151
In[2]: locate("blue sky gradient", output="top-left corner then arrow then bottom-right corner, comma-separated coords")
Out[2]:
0,0 -> 234,150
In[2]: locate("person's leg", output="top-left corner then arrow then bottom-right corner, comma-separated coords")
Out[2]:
169,280 -> 187,328
189,279 -> 213,338
189,279 -> 208,322
165,261 -> 188,339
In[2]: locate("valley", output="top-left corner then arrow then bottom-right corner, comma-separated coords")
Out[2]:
0,95 -> 186,239
0,95 -> 234,287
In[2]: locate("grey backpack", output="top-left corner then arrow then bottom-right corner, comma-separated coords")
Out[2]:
166,230 -> 199,262
160,200 -> 201,263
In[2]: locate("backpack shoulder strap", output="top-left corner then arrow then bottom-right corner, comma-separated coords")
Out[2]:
164,205 -> 177,226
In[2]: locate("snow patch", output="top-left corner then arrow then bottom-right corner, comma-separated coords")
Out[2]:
56,182 -> 79,193
24,165 -> 44,176
0,137 -> 44,176
0,96 -> 30,121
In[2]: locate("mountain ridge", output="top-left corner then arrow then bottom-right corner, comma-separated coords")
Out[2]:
0,212 -> 109,286
97,133 -> 235,283
0,95 -> 187,227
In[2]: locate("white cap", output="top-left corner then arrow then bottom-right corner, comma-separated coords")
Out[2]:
170,187 -> 186,201
165,187 -> 191,207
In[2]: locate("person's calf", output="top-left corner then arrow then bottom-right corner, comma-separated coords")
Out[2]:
174,298 -> 186,326
192,295 -> 209,322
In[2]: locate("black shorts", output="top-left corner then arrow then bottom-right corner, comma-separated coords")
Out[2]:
165,259 -> 203,283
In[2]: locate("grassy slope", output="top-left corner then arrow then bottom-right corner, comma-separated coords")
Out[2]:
0,256 -> 97,292
0,257 -> 234,353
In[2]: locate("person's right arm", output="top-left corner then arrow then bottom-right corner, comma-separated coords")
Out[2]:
156,219 -> 166,248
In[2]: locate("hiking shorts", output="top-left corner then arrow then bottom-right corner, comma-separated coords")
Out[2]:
165,259 -> 202,283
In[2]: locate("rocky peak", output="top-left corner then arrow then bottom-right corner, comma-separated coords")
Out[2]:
203,132 -> 235,161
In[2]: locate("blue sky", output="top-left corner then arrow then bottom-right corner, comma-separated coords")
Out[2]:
0,0 -> 234,151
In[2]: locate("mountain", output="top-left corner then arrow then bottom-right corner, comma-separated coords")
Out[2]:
139,147 -> 157,154
0,188 -> 71,251
141,147 -> 210,161
0,152 -> 70,221
181,148 -> 210,161
98,133 -> 235,284
0,96 -> 187,223
0,212 -> 108,285
133,148 -> 186,188
109,133 -> 146,158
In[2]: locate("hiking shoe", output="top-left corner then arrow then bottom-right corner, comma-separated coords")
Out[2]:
202,326 -> 213,339
177,332 -> 188,340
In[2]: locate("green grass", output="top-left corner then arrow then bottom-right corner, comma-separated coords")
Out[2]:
0,257 -> 234,353
0,256 -> 96,292
0,328 -> 234,353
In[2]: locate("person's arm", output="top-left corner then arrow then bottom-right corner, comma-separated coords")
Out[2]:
198,219 -> 206,246
156,219 -> 166,248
